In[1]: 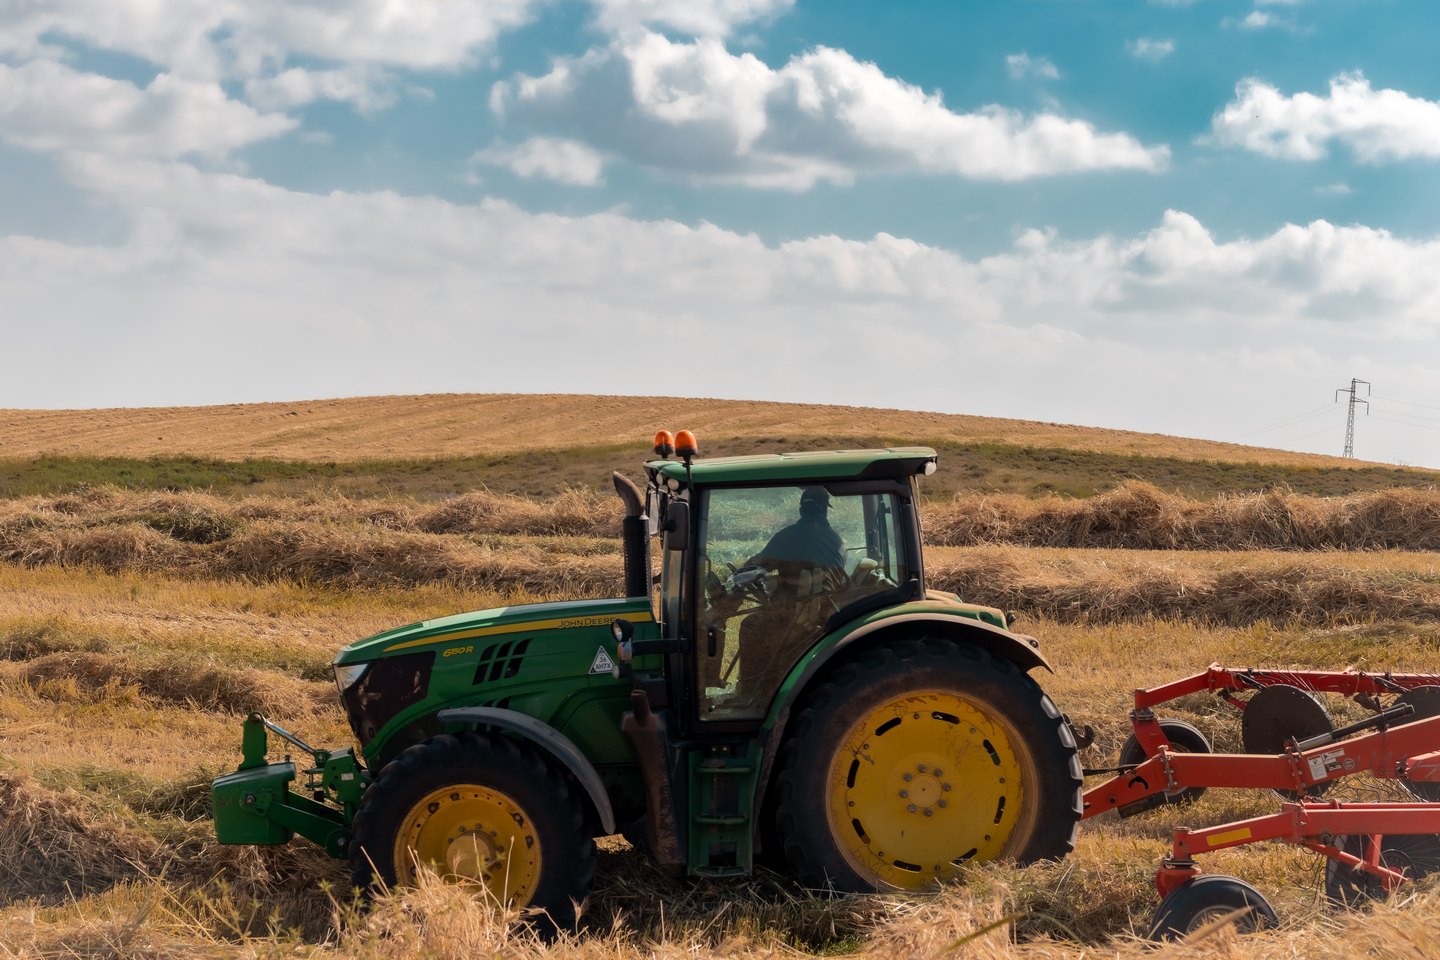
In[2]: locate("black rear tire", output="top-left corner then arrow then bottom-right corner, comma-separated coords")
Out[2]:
350,732 -> 595,935
773,637 -> 1081,892
1148,875 -> 1278,941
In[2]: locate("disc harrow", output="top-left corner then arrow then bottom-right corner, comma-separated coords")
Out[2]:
1081,664 -> 1440,940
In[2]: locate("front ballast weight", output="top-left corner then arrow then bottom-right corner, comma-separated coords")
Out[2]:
211,713 -> 369,858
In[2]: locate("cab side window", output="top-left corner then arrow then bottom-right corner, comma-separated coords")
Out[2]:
696,485 -> 910,721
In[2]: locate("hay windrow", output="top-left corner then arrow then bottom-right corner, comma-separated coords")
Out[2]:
927,547 -> 1440,625
3,510 -> 1440,624
15,651 -> 332,716
0,773 -> 161,903
926,481 -> 1440,550
7,481 -> 1440,553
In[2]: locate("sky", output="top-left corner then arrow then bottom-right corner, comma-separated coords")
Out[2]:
2,0 -> 1440,466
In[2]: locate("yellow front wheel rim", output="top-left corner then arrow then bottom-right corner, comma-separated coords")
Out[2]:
826,690 -> 1032,889
394,784 -> 541,905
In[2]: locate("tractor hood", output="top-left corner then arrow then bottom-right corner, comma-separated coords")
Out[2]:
334,597 -> 653,666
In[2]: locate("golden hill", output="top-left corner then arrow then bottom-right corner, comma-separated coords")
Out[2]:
0,393 -> 1394,468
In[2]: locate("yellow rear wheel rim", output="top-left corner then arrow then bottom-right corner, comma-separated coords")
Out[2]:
826,689 -> 1034,889
394,784 -> 541,906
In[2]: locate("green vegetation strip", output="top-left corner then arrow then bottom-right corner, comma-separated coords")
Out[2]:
2,438 -> 1435,501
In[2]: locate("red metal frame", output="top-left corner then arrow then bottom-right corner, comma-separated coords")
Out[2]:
1081,664 -> 1440,903
1124,664 -> 1440,760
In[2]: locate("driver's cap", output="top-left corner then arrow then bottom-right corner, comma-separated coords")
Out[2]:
800,487 -> 832,510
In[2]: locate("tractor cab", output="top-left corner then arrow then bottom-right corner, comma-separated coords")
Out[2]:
627,432 -> 938,730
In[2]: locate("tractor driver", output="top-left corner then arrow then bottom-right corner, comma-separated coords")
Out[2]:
719,487 -> 846,711
746,486 -> 844,589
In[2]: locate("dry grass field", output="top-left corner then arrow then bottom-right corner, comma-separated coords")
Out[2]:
2,394 -> 1440,959
0,393 -> 1396,467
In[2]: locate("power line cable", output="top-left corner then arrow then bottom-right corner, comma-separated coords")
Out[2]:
1369,401 -> 1440,425
1277,412 -> 1348,445
1230,403 -> 1338,441
1371,413 -> 1440,434
1372,394 -> 1440,413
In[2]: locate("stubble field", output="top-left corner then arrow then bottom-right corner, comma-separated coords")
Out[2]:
2,394 -> 1439,960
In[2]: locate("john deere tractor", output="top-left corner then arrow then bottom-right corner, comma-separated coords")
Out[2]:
213,433 -> 1082,926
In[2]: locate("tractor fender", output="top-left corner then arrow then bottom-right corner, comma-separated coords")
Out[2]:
819,612 -> 1052,677
436,707 -> 616,835
752,610 -> 1053,826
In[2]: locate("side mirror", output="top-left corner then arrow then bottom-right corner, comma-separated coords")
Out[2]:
611,617 -> 634,648
661,499 -> 689,552
611,618 -> 634,679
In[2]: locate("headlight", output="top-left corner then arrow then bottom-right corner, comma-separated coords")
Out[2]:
333,661 -> 371,693
337,652 -> 435,747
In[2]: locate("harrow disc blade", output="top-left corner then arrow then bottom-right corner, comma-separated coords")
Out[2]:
1395,686 -> 1440,802
1241,684 -> 1333,799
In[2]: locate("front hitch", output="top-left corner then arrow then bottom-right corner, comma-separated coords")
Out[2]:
213,713 -> 368,858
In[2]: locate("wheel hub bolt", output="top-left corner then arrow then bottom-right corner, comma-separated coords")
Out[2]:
902,773 -> 913,782
938,799 -> 948,808
923,809 -> 933,817
907,804 -> 917,813
899,790 -> 908,798
918,764 -> 927,773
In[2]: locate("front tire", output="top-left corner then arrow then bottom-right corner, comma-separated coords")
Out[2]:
350,733 -> 595,933
773,638 -> 1082,891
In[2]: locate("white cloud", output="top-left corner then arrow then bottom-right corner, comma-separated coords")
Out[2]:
1208,72 -> 1440,162
1128,38 -> 1175,62
0,60 -> 295,159
1006,52 -> 1060,81
243,66 -> 419,115
0,1 -> 541,78
1315,182 -> 1352,196
1228,9 -> 1298,31
471,137 -> 607,186
4,156 -> 1439,468
0,0 -> 541,128
491,33 -> 1167,189
589,0 -> 795,38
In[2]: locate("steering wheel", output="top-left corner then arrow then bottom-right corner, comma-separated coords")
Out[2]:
723,563 -> 772,603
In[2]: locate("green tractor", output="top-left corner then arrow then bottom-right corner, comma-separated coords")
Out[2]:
213,433 -> 1082,926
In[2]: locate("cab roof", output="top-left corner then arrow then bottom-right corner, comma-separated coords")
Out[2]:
646,446 -> 937,486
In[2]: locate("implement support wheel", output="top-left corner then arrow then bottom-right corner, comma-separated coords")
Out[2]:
1149,874 -> 1278,941
350,733 -> 595,934
1116,720 -> 1212,816
774,637 -> 1082,892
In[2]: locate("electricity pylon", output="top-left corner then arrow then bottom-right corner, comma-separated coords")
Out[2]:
1334,378 -> 1370,459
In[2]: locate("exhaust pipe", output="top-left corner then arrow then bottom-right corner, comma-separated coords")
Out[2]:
612,472 -> 650,599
